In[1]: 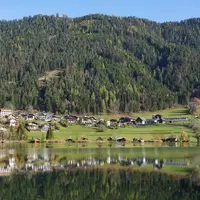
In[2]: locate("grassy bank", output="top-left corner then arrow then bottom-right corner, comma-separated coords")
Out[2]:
95,107 -> 191,120
28,124 -> 194,141
27,107 -> 195,142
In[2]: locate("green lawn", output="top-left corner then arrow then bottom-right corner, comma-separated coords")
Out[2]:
27,107 -> 196,142
94,107 -> 191,120
27,123 -> 195,142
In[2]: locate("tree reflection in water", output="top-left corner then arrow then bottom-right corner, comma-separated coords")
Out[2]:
0,144 -> 199,199
0,169 -> 199,200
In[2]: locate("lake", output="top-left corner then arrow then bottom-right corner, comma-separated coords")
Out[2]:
0,143 -> 200,199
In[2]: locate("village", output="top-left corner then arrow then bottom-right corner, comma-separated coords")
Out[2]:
0,108 -> 191,143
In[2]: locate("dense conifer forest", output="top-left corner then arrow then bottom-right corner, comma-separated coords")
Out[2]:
1,14 -> 200,113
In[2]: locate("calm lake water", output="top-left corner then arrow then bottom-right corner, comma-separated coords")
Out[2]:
0,143 -> 200,199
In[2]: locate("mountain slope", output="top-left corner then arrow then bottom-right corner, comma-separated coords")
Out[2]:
0,14 -> 199,113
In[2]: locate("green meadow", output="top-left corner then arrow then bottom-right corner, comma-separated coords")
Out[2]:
28,124 -> 194,141
27,107 -> 196,142
95,106 -> 191,119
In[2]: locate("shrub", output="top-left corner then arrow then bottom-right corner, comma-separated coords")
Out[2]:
16,119 -> 28,140
179,130 -> 189,142
109,124 -> 119,129
52,122 -> 60,130
59,120 -> 68,127
96,125 -> 107,132
41,134 -> 45,141
46,127 -> 54,140
123,123 -> 128,127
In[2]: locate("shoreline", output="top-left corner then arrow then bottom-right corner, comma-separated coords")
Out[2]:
1,139 -> 194,144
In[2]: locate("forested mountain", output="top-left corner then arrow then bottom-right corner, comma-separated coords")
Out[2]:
0,14 -> 200,114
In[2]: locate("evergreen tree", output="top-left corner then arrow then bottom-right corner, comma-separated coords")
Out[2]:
16,119 -> 28,140
46,126 -> 54,140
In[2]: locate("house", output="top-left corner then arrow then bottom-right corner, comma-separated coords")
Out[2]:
106,119 -> 119,127
20,113 -> 28,120
66,138 -> 74,142
119,117 -> 134,123
119,117 -> 135,126
44,112 -> 54,122
110,119 -> 118,124
163,117 -> 188,123
81,116 -> 97,124
9,119 -> 16,127
145,119 -> 156,125
152,114 -> 163,123
36,112 -> 53,121
52,115 -> 61,122
81,137 -> 88,141
116,137 -> 126,142
40,124 -> 50,132
135,117 -> 146,125
0,109 -> 13,118
65,115 -> 79,123
7,112 -> 18,120
12,112 -> 19,118
106,120 -> 111,127
35,113 -> 46,121
26,122 -> 39,131
162,136 -> 178,142
152,114 -> 162,120
26,114 -> 35,121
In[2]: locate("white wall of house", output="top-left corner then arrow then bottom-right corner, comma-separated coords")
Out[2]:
0,109 -> 13,118
9,119 -> 16,127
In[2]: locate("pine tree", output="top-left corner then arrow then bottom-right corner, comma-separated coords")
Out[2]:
16,119 -> 28,140
46,126 -> 54,140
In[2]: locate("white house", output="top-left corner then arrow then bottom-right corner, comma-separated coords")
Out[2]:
0,109 -> 13,118
9,119 -> 16,127
27,114 -> 35,121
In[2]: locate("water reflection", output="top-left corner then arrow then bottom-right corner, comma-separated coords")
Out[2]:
0,144 -> 196,176
0,169 -> 199,200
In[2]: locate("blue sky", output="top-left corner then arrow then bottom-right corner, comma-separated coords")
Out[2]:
1,0 -> 200,22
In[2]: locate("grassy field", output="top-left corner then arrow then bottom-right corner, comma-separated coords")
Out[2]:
94,106 -> 191,120
27,107 -> 196,142
27,123 -> 194,141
